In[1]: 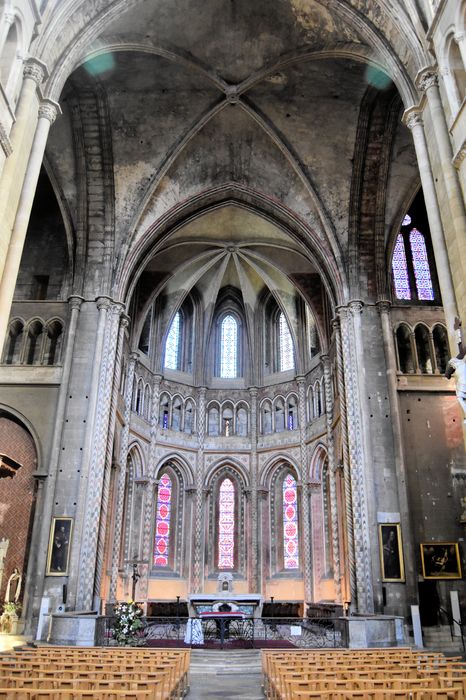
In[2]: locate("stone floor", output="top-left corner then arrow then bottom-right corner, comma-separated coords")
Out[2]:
188,648 -> 264,699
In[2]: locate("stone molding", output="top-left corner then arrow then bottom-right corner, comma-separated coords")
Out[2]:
453,140 -> 466,169
416,67 -> 439,93
0,120 -> 12,157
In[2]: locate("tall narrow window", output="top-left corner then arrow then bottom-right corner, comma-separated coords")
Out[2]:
392,234 -> 411,301
283,474 -> 299,570
218,478 -> 235,568
279,313 -> 294,371
410,229 -> 434,301
154,474 -> 172,567
220,315 -> 238,378
165,312 -> 181,370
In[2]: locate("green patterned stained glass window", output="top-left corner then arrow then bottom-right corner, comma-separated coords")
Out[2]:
279,313 -> 294,372
165,312 -> 181,369
220,314 -> 238,378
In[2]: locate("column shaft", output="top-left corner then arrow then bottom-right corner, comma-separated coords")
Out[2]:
0,98 -> 60,347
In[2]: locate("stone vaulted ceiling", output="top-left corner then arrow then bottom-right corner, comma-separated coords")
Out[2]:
40,0 -> 422,311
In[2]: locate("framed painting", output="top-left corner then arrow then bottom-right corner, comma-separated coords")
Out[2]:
420,542 -> 462,579
46,517 -> 73,576
379,523 -> 405,582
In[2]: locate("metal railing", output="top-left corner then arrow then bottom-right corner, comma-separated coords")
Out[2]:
438,606 -> 465,651
96,615 -> 344,649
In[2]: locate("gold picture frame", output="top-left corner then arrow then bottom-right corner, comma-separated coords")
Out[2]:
420,542 -> 462,579
379,523 -> 405,582
46,517 -> 73,576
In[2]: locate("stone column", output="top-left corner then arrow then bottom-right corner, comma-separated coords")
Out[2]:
138,373 -> 163,599
29,295 -> 83,617
75,298 -> 123,610
454,34 -> 466,76
248,386 -> 259,591
333,318 -> 356,605
377,300 -> 417,605
403,108 -> 459,349
0,98 -> 60,347
297,375 -> 312,601
321,354 -> 341,602
337,305 -> 373,613
93,312 -> 129,608
416,68 -> 466,272
0,57 -> 48,198
109,352 -> 139,601
192,386 -> 207,593
0,10 -> 15,61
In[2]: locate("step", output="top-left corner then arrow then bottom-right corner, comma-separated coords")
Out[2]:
188,650 -> 264,699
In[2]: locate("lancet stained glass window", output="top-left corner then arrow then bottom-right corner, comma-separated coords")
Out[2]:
279,313 -> 294,371
154,473 -> 172,567
392,234 -> 411,300
283,474 -> 299,570
410,229 -> 434,301
218,478 -> 235,568
165,312 -> 181,369
220,315 -> 238,378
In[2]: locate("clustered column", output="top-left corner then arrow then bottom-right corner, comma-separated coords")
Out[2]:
297,376 -> 313,601
248,386 -> 259,592
321,354 -> 341,602
192,386 -> 207,593
109,352 -> 139,601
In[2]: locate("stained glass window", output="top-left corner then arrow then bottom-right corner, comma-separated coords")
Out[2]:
165,312 -> 181,369
410,229 -> 434,301
392,234 -> 411,300
279,313 -> 294,371
220,315 -> 238,378
218,478 -> 235,568
154,473 -> 172,567
283,474 -> 299,570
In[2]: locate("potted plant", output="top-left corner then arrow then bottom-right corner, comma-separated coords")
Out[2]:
111,601 -> 145,646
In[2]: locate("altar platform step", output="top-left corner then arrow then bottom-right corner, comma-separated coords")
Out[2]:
188,649 -> 264,699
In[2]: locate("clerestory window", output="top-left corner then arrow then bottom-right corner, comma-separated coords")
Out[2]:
220,314 -> 238,378
164,312 -> 182,370
278,312 -> 294,371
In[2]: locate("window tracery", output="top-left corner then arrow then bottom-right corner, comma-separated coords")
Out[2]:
279,312 -> 294,371
282,474 -> 299,570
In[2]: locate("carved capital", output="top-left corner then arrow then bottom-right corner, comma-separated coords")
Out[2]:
248,386 -> 258,397
3,10 -> 15,26
96,295 -> 112,311
331,316 -> 340,332
257,487 -> 269,499
416,68 -> 438,93
185,486 -> 197,496
349,299 -> 364,316
453,140 -> 466,169
120,314 -> 130,330
403,107 -> 423,131
68,294 -> 84,311
376,298 -> 391,315
23,57 -> 49,84
455,33 -> 466,45
38,99 -> 61,124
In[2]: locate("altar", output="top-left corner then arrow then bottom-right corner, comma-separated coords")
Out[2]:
188,593 -> 263,619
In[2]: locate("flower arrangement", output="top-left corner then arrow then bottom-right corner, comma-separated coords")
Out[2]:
0,602 -> 21,634
112,601 -> 145,646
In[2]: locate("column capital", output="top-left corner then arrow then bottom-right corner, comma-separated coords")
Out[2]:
95,295 -> 112,311
416,67 -> 439,93
296,374 -> 306,385
129,351 -> 140,363
23,57 -> 49,84
3,10 -> 15,26
248,386 -> 258,397
348,299 -> 364,316
454,33 -> 466,45
402,106 -> 423,130
376,298 -> 392,315
68,294 -> 84,311
453,140 -> 466,170
38,98 -> 61,124
120,314 -> 130,330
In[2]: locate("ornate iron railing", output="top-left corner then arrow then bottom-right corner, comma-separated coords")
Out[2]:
97,615 -> 344,649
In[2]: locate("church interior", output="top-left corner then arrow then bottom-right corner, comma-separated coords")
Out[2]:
0,0 -> 466,656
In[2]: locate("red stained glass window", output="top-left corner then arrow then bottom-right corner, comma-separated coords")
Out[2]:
283,474 -> 299,570
154,473 -> 172,567
218,478 -> 235,568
